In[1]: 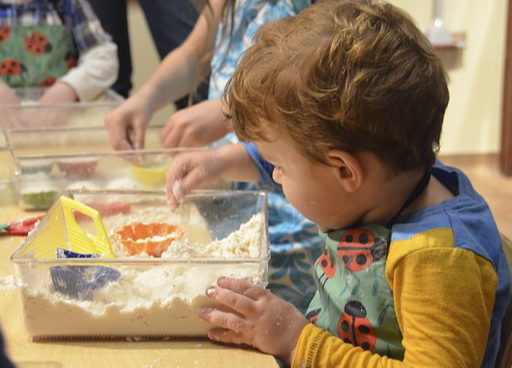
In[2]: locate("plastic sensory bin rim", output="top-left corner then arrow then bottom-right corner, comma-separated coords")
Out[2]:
4,88 -> 123,108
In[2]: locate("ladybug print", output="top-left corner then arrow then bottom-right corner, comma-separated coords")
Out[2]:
317,249 -> 336,287
65,52 -> 78,70
0,26 -> 11,44
306,309 -> 321,325
337,228 -> 386,272
0,59 -> 26,76
338,300 -> 376,351
39,77 -> 56,87
25,32 -> 53,55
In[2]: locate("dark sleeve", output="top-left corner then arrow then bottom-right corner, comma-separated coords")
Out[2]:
0,327 -> 15,368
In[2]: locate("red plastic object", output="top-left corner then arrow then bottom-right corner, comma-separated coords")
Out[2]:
2,215 -> 44,236
115,222 -> 182,257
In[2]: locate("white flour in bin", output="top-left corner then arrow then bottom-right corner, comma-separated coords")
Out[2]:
20,208 -> 265,338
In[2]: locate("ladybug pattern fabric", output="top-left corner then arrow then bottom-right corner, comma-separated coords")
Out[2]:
306,224 -> 405,360
0,25 -> 76,87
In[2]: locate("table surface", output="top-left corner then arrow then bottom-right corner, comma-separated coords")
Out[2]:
0,179 -> 278,368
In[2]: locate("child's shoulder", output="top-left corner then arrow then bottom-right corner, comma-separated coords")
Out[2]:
390,160 -> 502,265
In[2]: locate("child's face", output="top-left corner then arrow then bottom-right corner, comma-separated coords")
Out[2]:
254,130 -> 354,232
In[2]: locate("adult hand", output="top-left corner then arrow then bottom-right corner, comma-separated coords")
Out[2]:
105,94 -> 153,151
198,277 -> 308,366
165,149 -> 227,211
160,99 -> 230,148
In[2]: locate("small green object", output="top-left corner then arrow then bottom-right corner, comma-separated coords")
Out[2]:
21,190 -> 59,210
0,224 -> 10,231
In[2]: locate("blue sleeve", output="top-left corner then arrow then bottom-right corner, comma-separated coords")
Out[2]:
241,142 -> 281,189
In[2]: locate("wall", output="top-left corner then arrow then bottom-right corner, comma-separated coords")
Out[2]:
128,0 -> 508,155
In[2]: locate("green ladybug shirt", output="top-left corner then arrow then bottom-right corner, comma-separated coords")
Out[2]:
306,225 -> 405,359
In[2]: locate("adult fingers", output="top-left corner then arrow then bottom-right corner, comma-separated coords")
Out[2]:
107,121 -> 134,151
131,123 -> 146,150
161,121 -> 183,148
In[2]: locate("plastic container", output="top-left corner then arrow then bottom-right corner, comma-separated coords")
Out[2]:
0,88 -> 123,180
11,189 -> 269,339
6,126 -> 215,210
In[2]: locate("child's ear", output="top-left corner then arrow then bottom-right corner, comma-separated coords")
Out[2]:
325,150 -> 364,193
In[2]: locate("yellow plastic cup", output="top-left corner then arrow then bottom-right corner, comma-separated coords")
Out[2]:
130,162 -> 171,188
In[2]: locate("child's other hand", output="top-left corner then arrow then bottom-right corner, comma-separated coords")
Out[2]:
165,149 -> 227,211
160,99 -> 230,148
199,277 -> 308,366
38,82 -> 78,105
105,94 -> 153,151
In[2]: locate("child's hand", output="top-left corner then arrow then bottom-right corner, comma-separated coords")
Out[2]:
199,277 -> 308,366
160,99 -> 230,148
166,149 -> 227,211
105,94 -> 154,151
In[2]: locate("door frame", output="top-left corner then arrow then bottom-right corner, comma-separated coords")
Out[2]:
501,0 -> 512,175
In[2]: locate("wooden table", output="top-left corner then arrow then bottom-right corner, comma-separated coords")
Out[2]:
0,179 -> 278,368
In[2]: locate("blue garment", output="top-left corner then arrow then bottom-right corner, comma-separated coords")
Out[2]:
208,0 -> 321,313
209,0 -> 311,100
392,161 -> 511,367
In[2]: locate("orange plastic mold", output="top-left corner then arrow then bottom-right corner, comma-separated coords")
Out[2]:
114,222 -> 183,257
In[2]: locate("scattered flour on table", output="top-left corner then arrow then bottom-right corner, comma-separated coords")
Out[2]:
21,208 -> 266,337
0,275 -> 15,290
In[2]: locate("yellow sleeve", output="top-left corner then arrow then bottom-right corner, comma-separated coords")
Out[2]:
292,228 -> 498,367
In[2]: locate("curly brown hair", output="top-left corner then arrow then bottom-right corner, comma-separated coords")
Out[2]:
225,0 -> 449,173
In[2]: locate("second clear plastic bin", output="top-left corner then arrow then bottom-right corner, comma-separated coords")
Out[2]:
0,88 -> 124,180
6,126 -> 221,210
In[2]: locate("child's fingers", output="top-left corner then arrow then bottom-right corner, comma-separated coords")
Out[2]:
198,307 -> 247,333
205,286 -> 257,316
217,277 -> 269,300
207,328 -> 247,345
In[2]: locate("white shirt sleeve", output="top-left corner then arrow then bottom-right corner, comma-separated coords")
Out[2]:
59,41 -> 119,102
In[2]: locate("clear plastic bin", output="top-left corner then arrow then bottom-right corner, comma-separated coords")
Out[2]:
0,88 -> 124,179
6,126 -> 218,210
10,189 -> 269,339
